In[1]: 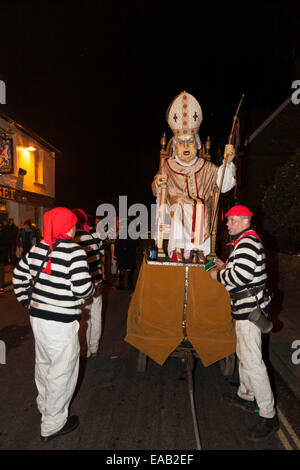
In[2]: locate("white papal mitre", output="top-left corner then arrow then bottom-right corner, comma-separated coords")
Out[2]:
166,91 -> 203,136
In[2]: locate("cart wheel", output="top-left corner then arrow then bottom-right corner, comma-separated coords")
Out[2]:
137,351 -> 147,372
219,353 -> 236,377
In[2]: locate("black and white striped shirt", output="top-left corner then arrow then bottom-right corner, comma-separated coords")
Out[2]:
74,228 -> 104,283
217,233 -> 271,319
13,239 -> 94,322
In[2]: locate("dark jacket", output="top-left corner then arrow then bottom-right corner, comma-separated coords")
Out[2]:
0,229 -> 9,264
6,223 -> 19,245
19,227 -> 40,256
114,237 -> 138,270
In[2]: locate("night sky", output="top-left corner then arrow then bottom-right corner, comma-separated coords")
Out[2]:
1,0 -> 299,216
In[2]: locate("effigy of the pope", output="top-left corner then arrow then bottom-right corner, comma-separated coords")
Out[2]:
125,91 -> 237,367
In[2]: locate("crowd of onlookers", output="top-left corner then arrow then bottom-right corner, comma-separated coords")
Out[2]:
0,218 -> 40,293
0,214 -> 150,294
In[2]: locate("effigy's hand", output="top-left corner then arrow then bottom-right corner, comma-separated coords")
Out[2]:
224,144 -> 235,163
156,174 -> 168,187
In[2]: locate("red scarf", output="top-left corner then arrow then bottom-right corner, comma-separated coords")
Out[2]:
43,207 -> 77,274
226,229 -> 262,247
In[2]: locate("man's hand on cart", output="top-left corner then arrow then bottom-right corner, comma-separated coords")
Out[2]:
209,258 -> 226,281
209,269 -> 218,280
215,258 -> 226,270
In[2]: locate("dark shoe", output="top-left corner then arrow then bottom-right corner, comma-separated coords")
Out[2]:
222,392 -> 256,413
248,415 -> 280,441
40,415 -> 79,442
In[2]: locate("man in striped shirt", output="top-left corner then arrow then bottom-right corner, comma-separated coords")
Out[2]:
209,205 -> 279,440
13,207 -> 94,441
73,209 -> 104,358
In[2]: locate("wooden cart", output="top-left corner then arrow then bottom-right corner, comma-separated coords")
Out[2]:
125,132 -> 236,450
125,257 -> 236,450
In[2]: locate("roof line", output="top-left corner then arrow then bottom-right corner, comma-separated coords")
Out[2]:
244,94 -> 292,146
0,111 -> 61,155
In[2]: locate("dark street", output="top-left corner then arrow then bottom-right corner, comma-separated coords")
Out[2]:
0,2 -> 300,464
0,277 -> 299,453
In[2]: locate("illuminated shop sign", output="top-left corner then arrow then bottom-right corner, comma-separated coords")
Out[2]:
0,184 -> 54,207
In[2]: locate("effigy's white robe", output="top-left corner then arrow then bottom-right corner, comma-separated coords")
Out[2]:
153,156 -> 236,258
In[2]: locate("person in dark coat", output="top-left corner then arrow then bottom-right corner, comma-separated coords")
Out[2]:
114,236 -> 138,290
0,222 -> 9,293
18,220 -> 39,258
6,218 -> 19,265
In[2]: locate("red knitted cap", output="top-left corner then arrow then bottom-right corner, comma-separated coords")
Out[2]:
72,208 -> 90,232
43,207 -> 77,274
225,205 -> 253,217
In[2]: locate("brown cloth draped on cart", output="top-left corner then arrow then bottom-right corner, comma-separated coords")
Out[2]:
125,258 -> 236,366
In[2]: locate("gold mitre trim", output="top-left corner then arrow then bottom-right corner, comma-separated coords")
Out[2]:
166,91 -> 203,136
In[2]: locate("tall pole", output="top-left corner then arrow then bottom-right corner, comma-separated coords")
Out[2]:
210,94 -> 244,236
156,133 -> 168,258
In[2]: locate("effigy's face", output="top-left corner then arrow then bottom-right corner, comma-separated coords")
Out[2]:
176,134 -> 197,163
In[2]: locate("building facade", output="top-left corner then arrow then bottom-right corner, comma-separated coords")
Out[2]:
0,112 -> 56,234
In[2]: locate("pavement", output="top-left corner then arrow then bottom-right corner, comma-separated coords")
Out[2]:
3,250 -> 300,400
266,251 -> 300,398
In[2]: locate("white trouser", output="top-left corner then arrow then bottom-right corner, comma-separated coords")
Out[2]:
235,319 -> 275,419
30,317 -> 80,437
80,283 -> 103,355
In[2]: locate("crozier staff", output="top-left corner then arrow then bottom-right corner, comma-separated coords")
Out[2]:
209,205 -> 279,441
